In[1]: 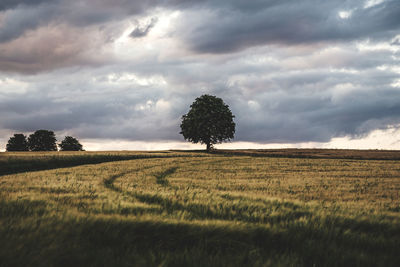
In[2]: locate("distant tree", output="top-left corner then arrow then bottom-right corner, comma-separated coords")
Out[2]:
180,94 -> 235,152
28,130 -> 57,151
6,134 -> 29,151
58,136 -> 83,151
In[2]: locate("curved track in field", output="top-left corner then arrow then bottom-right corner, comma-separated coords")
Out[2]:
101,157 -> 316,225
100,154 -> 400,225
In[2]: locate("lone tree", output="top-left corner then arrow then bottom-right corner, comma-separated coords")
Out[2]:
58,136 -> 83,151
6,134 -> 29,151
180,94 -> 235,152
28,130 -> 57,151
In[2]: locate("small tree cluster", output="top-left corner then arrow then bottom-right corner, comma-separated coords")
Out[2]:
58,136 -> 83,151
5,130 -> 83,152
28,130 -> 58,151
6,134 -> 29,151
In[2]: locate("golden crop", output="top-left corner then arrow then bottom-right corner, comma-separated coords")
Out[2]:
0,151 -> 399,266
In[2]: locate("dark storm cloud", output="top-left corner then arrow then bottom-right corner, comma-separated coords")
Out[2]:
1,0 -> 399,49
0,0 -> 189,46
0,1 -> 141,43
0,0 -> 168,73
1,0 -> 398,74
0,4 -> 55,43
130,17 -> 158,38
0,0 -> 52,11
0,22 -> 114,74
179,0 -> 400,53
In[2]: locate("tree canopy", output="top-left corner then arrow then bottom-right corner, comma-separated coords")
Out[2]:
58,136 -> 84,151
180,94 -> 235,151
6,134 -> 29,151
28,130 -> 57,151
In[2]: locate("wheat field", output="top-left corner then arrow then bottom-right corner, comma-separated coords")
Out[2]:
0,151 -> 399,266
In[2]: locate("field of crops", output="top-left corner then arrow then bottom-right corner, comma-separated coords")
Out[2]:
1,150 -> 399,266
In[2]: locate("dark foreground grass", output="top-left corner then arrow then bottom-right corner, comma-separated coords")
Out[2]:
0,151 -> 399,266
0,198 -> 399,267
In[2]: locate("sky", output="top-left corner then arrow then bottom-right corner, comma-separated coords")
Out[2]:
0,0 -> 400,151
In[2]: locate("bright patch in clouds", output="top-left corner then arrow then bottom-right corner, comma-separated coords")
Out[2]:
364,0 -> 385,9
81,140 -> 202,151
79,125 -> 400,151
357,40 -> 400,53
338,10 -> 352,19
391,79 -> 400,88
107,73 -> 167,86
0,77 -> 28,94
327,126 -> 400,149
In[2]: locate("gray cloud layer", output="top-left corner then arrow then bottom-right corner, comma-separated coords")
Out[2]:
0,0 -> 400,146
0,0 -> 51,11
178,0 -> 400,53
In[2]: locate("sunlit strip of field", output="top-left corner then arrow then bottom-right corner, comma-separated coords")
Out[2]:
0,153 -> 399,266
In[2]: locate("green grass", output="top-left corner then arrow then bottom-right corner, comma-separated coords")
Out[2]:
0,151 -> 399,266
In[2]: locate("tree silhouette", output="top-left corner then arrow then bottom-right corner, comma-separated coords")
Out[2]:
28,130 -> 57,151
180,94 -> 235,152
6,134 -> 29,151
58,136 -> 83,151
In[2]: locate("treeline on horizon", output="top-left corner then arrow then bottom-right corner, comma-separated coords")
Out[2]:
4,94 -> 236,153
5,130 -> 83,152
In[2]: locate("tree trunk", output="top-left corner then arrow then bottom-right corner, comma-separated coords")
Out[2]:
206,142 -> 211,152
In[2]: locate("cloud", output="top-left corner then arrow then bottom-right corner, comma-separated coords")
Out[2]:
1,0 -> 399,53
130,17 -> 158,38
1,0 -> 397,74
177,0 -> 400,53
0,5 -> 56,43
0,0 -> 399,148
0,67 -> 182,141
0,0 -> 165,43
0,0 -> 52,11
1,38 -> 400,144
0,0 -> 175,73
0,23 -> 117,74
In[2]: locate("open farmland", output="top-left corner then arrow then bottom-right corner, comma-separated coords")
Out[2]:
0,150 -> 400,266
